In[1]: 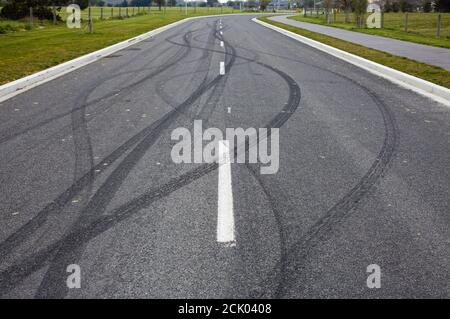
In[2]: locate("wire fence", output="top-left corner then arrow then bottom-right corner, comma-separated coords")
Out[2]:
58,5 -> 238,21
0,5 -> 240,34
302,11 -> 450,38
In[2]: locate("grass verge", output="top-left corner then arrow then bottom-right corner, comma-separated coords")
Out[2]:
258,16 -> 450,89
288,14 -> 450,49
0,10 -> 238,85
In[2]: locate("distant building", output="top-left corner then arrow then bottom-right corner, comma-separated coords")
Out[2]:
267,0 -> 290,10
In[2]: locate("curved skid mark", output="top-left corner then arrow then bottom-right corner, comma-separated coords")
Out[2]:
0,20 -> 302,296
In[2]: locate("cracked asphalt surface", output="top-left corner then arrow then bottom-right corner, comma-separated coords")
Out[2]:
0,15 -> 449,298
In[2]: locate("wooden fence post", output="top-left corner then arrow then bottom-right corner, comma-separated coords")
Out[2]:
437,13 -> 442,37
404,12 -> 408,32
29,7 -> 33,28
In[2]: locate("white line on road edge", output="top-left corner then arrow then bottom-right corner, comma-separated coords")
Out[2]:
220,62 -> 225,75
253,18 -> 450,108
217,140 -> 235,247
220,41 -> 224,47
0,14 -> 281,104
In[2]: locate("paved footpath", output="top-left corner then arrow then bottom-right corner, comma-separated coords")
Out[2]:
269,15 -> 450,71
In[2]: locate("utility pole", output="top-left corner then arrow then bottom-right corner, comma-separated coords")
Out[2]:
52,4 -> 57,25
29,7 -> 33,28
437,14 -> 442,37
185,0 -> 188,15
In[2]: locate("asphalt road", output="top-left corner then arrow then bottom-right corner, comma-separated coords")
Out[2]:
0,15 -> 449,299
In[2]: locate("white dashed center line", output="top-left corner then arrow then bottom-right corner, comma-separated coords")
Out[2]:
217,140 -> 235,247
220,62 -> 225,75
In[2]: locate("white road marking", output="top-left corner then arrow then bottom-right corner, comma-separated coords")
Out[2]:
220,41 -> 224,47
227,107 -> 231,113
220,62 -> 225,75
217,140 -> 235,246
220,31 -> 223,35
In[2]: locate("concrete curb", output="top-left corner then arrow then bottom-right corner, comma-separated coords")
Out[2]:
253,17 -> 450,107
0,13 -> 274,103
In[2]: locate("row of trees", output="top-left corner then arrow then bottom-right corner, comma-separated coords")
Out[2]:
0,0 -> 251,20
0,1 -> 88,20
311,0 -> 450,13
381,0 -> 450,12
0,0 -> 156,20
312,0 -> 449,27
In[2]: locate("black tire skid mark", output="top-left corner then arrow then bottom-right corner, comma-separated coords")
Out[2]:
33,22 -> 221,297
0,19 -> 233,297
36,20 -> 233,298
0,45 -> 174,146
34,21 -> 227,299
1,35 -> 200,167
154,69 -> 211,108
0,25 -> 201,155
155,23 -> 218,110
276,88 -> 397,298
0,26 -> 200,273
0,21 -> 303,297
223,25 -> 399,298
192,26 -> 231,123
248,72 -> 398,298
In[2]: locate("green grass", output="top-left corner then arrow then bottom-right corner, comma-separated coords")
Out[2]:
289,12 -> 450,49
0,8 -> 240,85
0,19 -> 30,33
259,16 -> 450,89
